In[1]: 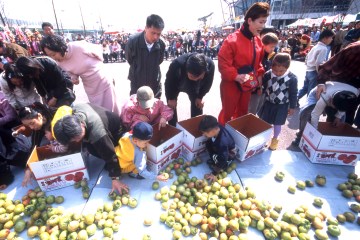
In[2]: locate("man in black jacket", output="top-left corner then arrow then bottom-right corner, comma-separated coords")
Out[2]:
52,103 -> 127,194
165,53 -> 215,126
125,14 -> 165,98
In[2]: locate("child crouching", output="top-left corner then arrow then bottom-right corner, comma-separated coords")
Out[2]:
199,115 -> 237,182
115,122 -> 167,181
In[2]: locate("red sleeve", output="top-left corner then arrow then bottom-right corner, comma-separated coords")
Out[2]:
218,38 -> 238,82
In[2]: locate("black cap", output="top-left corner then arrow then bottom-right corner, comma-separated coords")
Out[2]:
133,122 -> 153,140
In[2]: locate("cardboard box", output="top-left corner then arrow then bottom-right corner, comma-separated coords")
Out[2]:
27,146 -> 89,192
146,124 -> 183,174
300,122 -> 360,166
225,114 -> 272,161
176,115 -> 208,161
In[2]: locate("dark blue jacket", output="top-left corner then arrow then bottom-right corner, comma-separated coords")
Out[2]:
206,125 -> 236,170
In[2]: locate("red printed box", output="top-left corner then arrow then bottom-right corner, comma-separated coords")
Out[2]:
176,115 -> 208,161
27,146 -> 89,192
146,124 -> 183,174
225,114 -> 272,161
300,122 -> 360,166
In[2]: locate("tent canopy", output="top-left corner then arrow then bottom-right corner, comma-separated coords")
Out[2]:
222,26 -> 235,30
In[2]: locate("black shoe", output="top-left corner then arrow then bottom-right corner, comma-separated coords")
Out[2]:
0,160 -> 14,187
291,138 -> 301,146
128,172 -> 145,179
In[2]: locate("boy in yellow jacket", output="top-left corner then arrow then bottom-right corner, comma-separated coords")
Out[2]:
115,122 -> 167,181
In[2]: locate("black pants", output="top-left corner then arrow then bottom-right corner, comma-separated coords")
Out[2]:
188,40 -> 193,52
168,92 -> 202,126
295,104 -> 315,142
183,43 -> 188,53
103,53 -> 109,63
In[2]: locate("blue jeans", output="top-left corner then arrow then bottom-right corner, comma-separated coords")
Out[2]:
297,70 -> 318,100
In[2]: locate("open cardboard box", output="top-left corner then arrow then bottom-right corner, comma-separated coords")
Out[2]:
146,123 -> 183,174
300,122 -> 360,166
176,115 -> 208,161
27,145 -> 89,191
225,114 -> 272,161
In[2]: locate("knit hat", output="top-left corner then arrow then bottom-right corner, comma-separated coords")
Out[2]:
137,86 -> 154,109
133,122 -> 153,140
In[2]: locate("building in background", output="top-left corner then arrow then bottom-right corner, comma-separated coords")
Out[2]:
231,0 -> 359,29
269,0 -> 358,28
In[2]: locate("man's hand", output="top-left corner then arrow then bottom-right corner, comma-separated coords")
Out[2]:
111,179 -> 129,195
316,84 -> 326,100
288,108 -> 295,116
47,97 -> 57,107
333,118 -> 342,127
22,168 -> 34,187
158,117 -> 167,130
167,100 -> 177,109
138,115 -> 150,122
195,98 -> 204,109
257,88 -> 263,96
205,173 -> 217,183
156,174 -> 168,182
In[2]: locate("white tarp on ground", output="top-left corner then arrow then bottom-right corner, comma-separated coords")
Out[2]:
3,149 -> 359,239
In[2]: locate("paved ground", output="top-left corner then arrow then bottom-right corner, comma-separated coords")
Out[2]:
74,58 -> 307,151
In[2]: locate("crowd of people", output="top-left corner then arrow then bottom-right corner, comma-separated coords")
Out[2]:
0,3 -> 360,194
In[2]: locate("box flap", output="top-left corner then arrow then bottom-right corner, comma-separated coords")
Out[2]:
226,114 -> 272,139
176,115 -> 207,151
150,123 -> 182,147
178,115 -> 205,138
27,147 -> 39,170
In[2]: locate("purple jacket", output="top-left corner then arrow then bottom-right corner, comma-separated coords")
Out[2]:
0,92 -> 17,126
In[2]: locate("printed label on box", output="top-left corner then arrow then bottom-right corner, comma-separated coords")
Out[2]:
41,158 -> 74,173
240,143 -> 266,161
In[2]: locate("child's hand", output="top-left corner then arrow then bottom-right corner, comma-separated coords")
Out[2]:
22,168 -> 35,187
205,173 -> 217,183
156,174 -> 168,182
332,118 -> 342,127
158,117 -> 167,130
288,108 -> 295,116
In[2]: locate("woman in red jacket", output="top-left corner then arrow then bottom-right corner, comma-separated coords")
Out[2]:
218,2 -> 269,125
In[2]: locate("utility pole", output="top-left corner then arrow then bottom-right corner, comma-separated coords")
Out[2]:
220,0 -> 226,22
0,12 -> 5,26
79,2 -> 86,37
51,0 -> 61,34
99,15 -> 104,35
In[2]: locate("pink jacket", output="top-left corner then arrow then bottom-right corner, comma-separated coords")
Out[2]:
122,94 -> 174,129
